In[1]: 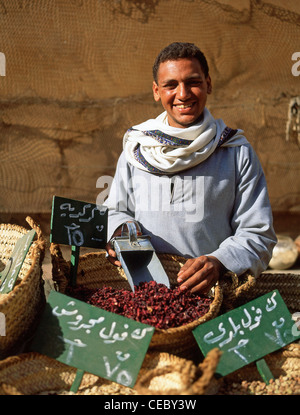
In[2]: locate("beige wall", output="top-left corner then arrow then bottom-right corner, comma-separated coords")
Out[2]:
0,0 -> 299,214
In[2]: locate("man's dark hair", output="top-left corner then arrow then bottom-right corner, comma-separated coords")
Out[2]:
152,42 -> 209,83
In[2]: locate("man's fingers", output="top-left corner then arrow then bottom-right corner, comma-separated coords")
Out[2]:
189,274 -> 214,295
176,256 -> 221,295
178,266 -> 211,291
106,251 -> 121,267
106,244 -> 116,258
177,257 -> 206,282
105,242 -> 121,267
108,257 -> 121,267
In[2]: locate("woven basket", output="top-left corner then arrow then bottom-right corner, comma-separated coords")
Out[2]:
0,217 -> 46,359
50,243 -> 223,359
0,348 -> 222,395
218,270 -> 256,312
216,343 -> 300,395
0,352 -> 136,395
135,347 -> 221,395
232,272 -> 300,313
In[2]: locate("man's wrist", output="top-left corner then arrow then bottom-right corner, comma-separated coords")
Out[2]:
206,255 -> 227,276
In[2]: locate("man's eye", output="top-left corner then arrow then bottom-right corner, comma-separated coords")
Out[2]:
189,80 -> 202,86
164,84 -> 177,89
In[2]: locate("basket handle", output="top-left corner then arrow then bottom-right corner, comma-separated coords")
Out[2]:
25,216 -> 46,262
50,242 -> 71,291
191,348 -> 222,394
219,271 -> 256,310
25,216 -> 43,240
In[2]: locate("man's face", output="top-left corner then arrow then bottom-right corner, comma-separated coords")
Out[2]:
152,58 -> 212,128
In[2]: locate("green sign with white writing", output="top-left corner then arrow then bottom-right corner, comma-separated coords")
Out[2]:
50,195 -> 108,286
193,290 -> 300,377
0,229 -> 36,294
50,196 -> 107,249
30,291 -> 155,388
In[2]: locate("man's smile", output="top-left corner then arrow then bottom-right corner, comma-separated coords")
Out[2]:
174,103 -> 194,109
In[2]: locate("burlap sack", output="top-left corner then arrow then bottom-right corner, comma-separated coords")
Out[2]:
216,343 -> 300,395
135,347 -> 221,395
0,348 -> 222,395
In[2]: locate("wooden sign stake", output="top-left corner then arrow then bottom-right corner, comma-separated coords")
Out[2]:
70,369 -> 85,393
70,245 -> 80,286
255,358 -> 274,384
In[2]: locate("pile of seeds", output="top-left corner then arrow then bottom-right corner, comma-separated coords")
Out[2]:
66,281 -> 212,330
217,374 -> 300,395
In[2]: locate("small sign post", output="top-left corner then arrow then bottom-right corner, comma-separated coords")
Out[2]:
50,196 -> 108,286
0,229 -> 36,294
49,196 -> 110,390
30,291 -> 155,392
193,290 -> 300,383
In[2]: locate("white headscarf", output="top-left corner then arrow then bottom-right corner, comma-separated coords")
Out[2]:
123,108 -> 248,174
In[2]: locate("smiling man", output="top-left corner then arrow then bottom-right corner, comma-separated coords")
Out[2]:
104,42 -> 276,294
152,54 -> 211,128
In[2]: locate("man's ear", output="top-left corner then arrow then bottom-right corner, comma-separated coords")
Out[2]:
206,75 -> 212,94
152,81 -> 161,102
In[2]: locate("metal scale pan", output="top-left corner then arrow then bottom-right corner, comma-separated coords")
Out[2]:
111,221 -> 170,292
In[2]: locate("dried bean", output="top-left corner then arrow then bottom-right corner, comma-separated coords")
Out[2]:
66,281 -> 212,329
218,374 -> 300,395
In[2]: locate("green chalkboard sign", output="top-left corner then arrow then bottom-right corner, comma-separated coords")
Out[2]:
193,290 -> 300,377
30,291 -> 155,389
50,196 -> 107,249
0,229 -> 36,294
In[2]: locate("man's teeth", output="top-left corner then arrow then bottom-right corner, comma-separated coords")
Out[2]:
176,104 -> 193,109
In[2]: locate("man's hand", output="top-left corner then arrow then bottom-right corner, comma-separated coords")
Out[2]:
105,226 -> 122,267
177,255 -> 225,294
105,221 -> 142,267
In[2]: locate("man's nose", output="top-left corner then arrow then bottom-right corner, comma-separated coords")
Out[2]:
177,83 -> 191,99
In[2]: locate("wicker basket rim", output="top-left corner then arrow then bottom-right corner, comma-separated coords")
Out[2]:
0,350 -> 198,396
0,222 -> 29,235
0,251 -> 39,306
0,351 -> 54,371
0,217 -> 45,306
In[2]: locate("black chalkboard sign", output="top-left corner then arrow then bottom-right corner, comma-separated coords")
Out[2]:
0,229 -> 36,294
193,290 -> 300,381
50,196 -> 108,285
30,291 -> 155,390
50,196 -> 107,249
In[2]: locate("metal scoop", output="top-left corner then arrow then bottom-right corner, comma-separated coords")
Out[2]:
111,221 -> 170,292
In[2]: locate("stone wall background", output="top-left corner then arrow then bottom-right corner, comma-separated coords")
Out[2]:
0,0 -> 299,219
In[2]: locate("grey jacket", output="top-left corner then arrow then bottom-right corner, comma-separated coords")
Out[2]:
104,142 -> 276,277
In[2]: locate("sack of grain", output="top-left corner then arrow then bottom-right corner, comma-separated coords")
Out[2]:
216,343 -> 300,395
